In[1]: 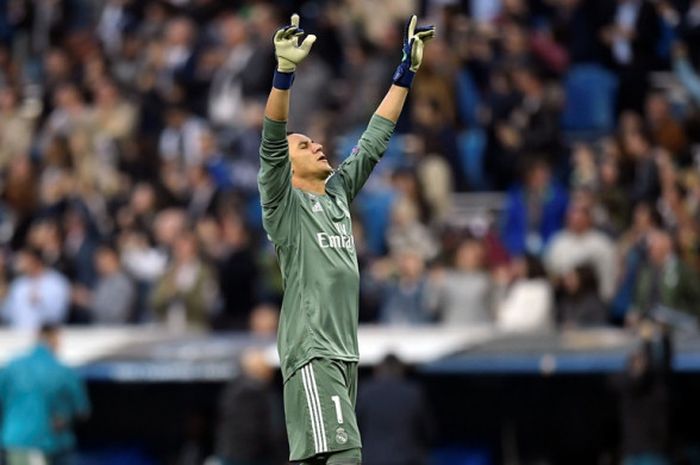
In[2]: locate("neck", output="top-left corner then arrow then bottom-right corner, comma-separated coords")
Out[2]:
292,176 -> 326,195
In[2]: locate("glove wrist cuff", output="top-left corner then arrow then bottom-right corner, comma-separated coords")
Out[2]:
392,65 -> 415,88
273,70 -> 295,90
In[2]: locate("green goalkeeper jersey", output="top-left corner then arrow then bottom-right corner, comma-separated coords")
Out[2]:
258,114 -> 395,382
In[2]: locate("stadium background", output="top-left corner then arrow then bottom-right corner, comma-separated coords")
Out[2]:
2,0 -> 700,463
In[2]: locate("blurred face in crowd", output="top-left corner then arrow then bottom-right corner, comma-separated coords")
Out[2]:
455,240 -> 485,272
599,157 -> 619,186
619,111 -> 643,134
413,98 -> 442,128
632,203 -> 655,232
95,247 -> 120,276
622,130 -> 651,159
221,214 -> 248,249
396,250 -> 425,281
249,304 -> 279,337
502,23 -> 529,57
504,0 -> 528,15
391,199 -> 419,228
44,49 -> 71,81
154,209 -> 187,247
567,202 -> 592,234
219,15 -> 247,47
165,107 -> 188,128
512,68 -> 541,97
131,183 -> 157,215
53,84 -> 83,111
94,80 -> 119,107
525,162 -> 551,192
645,92 -> 671,125
165,17 -> 194,48
173,234 -> 198,264
288,133 -> 332,182
0,87 -> 17,112
648,231 -> 673,265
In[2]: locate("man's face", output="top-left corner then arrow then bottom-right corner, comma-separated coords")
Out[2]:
567,205 -> 591,234
648,231 -> 672,265
288,133 -> 332,181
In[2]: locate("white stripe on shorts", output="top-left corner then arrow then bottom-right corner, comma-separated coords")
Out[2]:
301,365 -> 321,453
307,363 -> 328,452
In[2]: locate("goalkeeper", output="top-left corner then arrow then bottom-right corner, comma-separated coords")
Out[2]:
258,13 -> 435,465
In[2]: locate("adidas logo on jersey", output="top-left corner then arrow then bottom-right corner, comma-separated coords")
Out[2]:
312,201 -> 323,213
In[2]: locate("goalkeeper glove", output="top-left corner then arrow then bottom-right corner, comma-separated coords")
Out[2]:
392,15 -> 436,88
273,13 -> 317,89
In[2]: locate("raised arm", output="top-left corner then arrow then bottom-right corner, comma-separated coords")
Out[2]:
328,15 -> 435,202
264,14 -> 316,122
375,15 -> 435,122
258,14 -> 316,242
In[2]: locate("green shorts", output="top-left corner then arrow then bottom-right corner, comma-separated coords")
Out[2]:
283,358 -> 362,462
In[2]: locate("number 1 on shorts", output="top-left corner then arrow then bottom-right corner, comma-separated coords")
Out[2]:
331,395 -> 344,424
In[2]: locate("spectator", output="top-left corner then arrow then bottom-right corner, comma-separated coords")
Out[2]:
151,232 -> 218,330
0,324 -> 90,465
159,104 -> 209,170
248,303 -> 279,338
386,197 -> 439,262
600,0 -> 661,113
0,86 -> 35,170
622,126 -> 662,207
2,247 -> 70,330
632,230 -> 700,318
213,348 -> 285,465
377,250 -> 435,325
357,354 -> 434,465
644,90 -> 687,158
557,263 -> 609,328
545,199 -> 618,301
614,322 -> 672,465
73,244 -> 135,325
215,214 -> 258,331
496,255 -> 555,332
430,238 -> 494,325
501,159 -> 569,257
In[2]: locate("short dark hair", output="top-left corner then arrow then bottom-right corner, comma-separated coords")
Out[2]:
39,323 -> 60,338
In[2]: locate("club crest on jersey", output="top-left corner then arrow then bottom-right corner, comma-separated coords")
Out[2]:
336,427 -> 348,445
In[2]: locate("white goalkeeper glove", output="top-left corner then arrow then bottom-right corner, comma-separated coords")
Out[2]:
274,13 -> 317,73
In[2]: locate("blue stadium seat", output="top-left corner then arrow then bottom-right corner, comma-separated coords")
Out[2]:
457,129 -> 490,191
356,189 -> 396,256
561,65 -> 618,134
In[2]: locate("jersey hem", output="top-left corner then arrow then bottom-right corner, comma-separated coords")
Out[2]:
282,353 -> 360,383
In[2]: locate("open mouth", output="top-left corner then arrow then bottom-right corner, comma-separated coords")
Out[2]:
317,154 -> 328,162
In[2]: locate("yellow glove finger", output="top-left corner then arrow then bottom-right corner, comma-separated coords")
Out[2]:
415,29 -> 436,42
407,15 -> 417,39
410,38 -> 424,72
299,34 -> 317,53
291,13 -> 300,28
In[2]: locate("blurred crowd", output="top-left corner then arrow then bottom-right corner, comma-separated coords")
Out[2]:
0,0 -> 699,332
